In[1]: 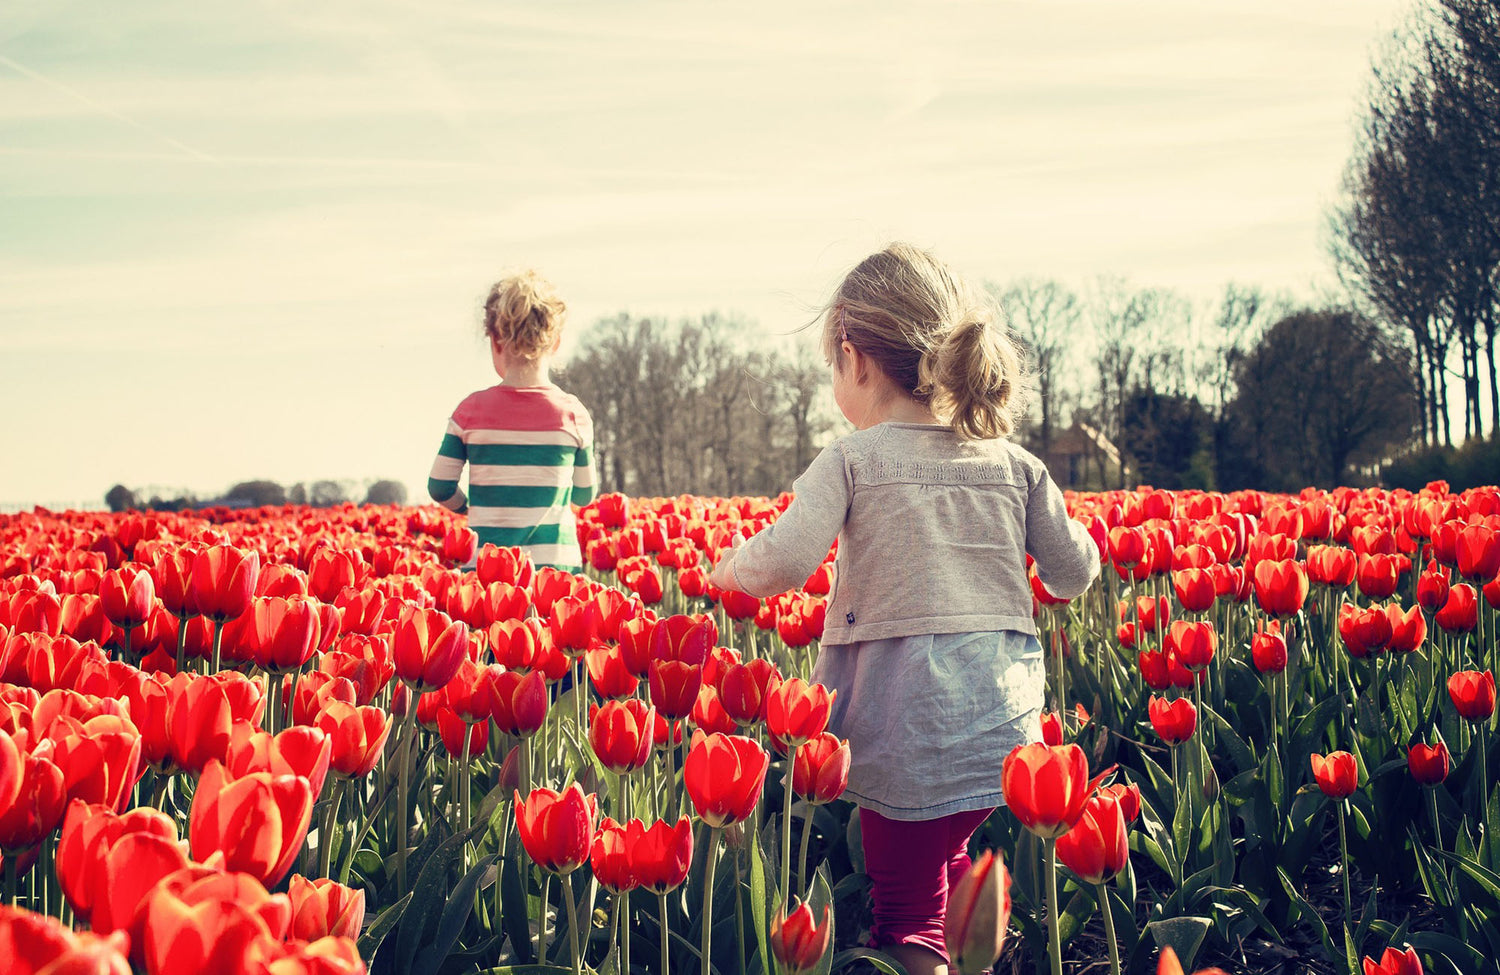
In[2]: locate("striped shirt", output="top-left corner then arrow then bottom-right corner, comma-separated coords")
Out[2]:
427,384 -> 597,570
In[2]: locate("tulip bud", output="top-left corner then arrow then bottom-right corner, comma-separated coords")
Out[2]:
945,849 -> 1012,975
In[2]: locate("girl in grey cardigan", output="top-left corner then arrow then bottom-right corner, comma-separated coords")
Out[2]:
710,243 -> 1100,975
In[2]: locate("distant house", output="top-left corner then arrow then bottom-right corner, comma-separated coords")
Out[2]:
1032,422 -> 1129,489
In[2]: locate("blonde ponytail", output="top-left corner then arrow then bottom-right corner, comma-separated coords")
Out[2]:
824,243 -> 1030,441
483,270 -> 567,360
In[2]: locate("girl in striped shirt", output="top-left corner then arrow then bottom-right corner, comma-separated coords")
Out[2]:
427,270 -> 597,570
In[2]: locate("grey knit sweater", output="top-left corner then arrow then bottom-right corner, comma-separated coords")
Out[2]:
728,422 -> 1100,644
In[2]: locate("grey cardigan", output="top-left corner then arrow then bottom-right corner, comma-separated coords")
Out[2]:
728,422 -> 1100,645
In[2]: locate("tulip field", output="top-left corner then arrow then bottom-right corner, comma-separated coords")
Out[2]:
1,482 -> 1499,975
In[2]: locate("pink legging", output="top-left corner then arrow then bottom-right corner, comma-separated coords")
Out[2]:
859,806 -> 996,961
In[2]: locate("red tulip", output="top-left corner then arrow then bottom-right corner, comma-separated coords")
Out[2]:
224,724 -> 331,800
441,527 -> 477,567
585,644 -> 638,700
289,672 -> 358,727
187,545 -> 260,623
770,900 -> 832,975
1307,545 -> 1357,588
56,800 -> 180,927
1416,561 -> 1451,612
1148,695 -> 1197,745
1339,604 -> 1393,658
792,732 -> 850,805
482,668 -> 548,737
0,731 -> 19,820
1251,623 -> 1287,673
1407,741 -> 1449,786
166,674 -> 235,774
648,660 -> 703,720
50,716 -> 143,811
391,606 -> 469,692
765,677 -> 833,747
189,759 -> 314,887
718,658 -> 782,726
1055,792 -> 1130,884
307,549 -> 363,604
1138,649 -> 1171,690
315,702 -> 392,778
1455,524 -> 1500,581
1310,751 -> 1358,800
944,849 -> 1012,975
1252,560 -> 1308,617
1157,945 -> 1230,975
1363,945 -> 1423,975
248,596 -> 321,673
1447,669 -> 1496,722
1356,553 -> 1403,600
0,747 -> 67,857
1108,527 -> 1147,568
514,783 -> 598,874
436,707 -> 488,759
631,816 -> 694,893
650,613 -> 716,666
476,544 -> 535,589
1167,620 -> 1215,671
0,904 -> 131,975
1098,781 -> 1142,825
589,817 -> 639,893
1172,568 -> 1216,613
683,732 -> 769,828
1000,742 -> 1104,839
1375,604 -> 1422,656
100,565 -> 156,631
137,869 -> 285,975
1434,583 -> 1478,633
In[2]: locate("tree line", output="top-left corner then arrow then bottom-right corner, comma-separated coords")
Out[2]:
1332,0 -> 1500,449
554,285 -> 1419,498
104,479 -> 409,513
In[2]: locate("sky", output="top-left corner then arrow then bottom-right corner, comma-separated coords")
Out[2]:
0,0 -> 1413,509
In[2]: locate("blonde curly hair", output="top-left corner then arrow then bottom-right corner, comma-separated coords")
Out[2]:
482,270 -> 567,360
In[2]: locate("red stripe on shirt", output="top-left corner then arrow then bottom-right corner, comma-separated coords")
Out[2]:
454,386 -> 578,434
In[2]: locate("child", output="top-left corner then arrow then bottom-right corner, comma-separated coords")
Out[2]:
427,270 -> 597,571
710,244 -> 1099,975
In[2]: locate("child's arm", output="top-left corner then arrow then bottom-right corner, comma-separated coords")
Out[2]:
570,405 -> 598,507
716,445 -> 849,596
427,419 -> 469,514
1025,466 -> 1099,600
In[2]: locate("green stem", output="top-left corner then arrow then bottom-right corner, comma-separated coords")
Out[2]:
395,702 -> 418,893
1429,784 -> 1443,852
735,853 -> 747,975
175,615 -> 189,673
1097,882 -> 1121,975
701,828 -> 720,975
659,891 -> 671,975
210,618 -> 225,674
621,887 -> 631,975
319,782 -> 342,878
780,746 -> 797,901
538,872 -> 552,964
1045,837 -> 1062,975
797,803 -> 814,899
564,872 -> 582,975
1337,802 -> 1352,944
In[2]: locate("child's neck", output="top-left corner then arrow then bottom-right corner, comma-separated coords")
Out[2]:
502,360 -> 551,388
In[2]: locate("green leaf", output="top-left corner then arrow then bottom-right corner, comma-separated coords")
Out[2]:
1056,887 -> 1096,945
357,891 -> 412,961
748,819 -> 772,975
396,823 -> 485,974
1145,916 -> 1210,971
415,853 -> 501,975
1435,849 -> 1500,904
1205,703 -> 1258,775
809,866 -> 836,975
470,967 -> 573,975
845,806 -> 865,875
501,848 -> 535,963
1276,866 -> 1331,954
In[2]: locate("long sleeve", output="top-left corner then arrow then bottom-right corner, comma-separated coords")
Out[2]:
1024,466 -> 1099,600
569,404 -> 597,506
427,418 -> 469,513
729,444 -> 850,597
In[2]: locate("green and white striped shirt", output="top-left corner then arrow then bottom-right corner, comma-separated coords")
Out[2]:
427,384 -> 597,569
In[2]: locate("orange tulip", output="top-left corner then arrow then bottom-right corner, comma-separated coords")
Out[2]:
286,875 -> 365,942
769,900 -> 832,975
1000,742 -> 1106,839
188,759 -> 313,888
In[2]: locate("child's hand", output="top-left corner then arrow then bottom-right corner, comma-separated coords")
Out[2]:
708,535 -> 745,592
